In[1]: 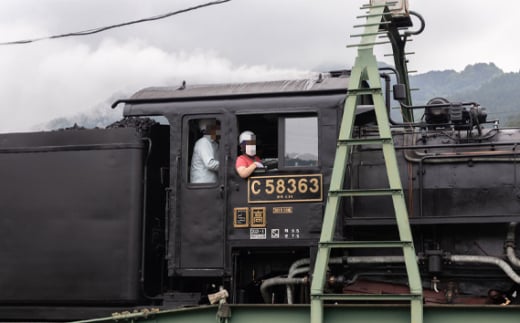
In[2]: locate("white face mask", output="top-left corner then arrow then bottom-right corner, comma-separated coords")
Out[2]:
245,145 -> 256,156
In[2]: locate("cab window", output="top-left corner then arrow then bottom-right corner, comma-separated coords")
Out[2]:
236,113 -> 318,169
283,116 -> 318,167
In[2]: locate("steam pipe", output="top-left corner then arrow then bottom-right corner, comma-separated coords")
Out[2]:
288,258 -> 310,275
448,254 -> 520,284
286,257 -> 342,304
285,258 -> 310,304
260,277 -> 308,304
286,267 -> 310,304
506,222 -> 520,268
139,137 -> 162,300
345,256 -> 405,264
280,253 -> 520,304
285,256 -> 406,304
396,138 -> 520,151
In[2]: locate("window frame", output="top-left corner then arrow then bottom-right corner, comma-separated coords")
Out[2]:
278,114 -> 320,170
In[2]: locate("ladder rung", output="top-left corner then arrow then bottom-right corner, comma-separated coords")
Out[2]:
350,32 -> 385,38
347,41 -> 391,48
356,13 -> 386,19
347,87 -> 382,95
353,21 -> 390,28
338,137 -> 392,145
361,2 -> 398,10
318,240 -> 413,249
384,51 -> 415,57
329,188 -> 402,197
311,293 -> 422,302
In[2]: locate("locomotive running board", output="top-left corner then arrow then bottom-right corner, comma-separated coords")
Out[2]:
310,2 -> 423,323
71,304 -> 520,323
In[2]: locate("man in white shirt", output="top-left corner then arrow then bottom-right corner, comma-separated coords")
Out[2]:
190,119 -> 220,183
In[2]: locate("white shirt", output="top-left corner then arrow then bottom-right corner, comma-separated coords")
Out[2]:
190,135 -> 219,183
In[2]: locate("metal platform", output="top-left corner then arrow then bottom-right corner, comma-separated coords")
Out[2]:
74,304 -> 520,323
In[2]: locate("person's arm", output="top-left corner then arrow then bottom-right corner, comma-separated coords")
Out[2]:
236,156 -> 263,179
236,163 -> 257,179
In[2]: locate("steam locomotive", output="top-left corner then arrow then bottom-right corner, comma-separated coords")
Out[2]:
3,3 -> 520,322
1,70 -> 519,321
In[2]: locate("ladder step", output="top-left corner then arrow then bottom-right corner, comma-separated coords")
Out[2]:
311,293 -> 422,302
350,31 -> 385,38
347,41 -> 391,48
347,88 -> 382,95
361,1 -> 400,10
356,13 -> 386,19
354,21 -> 390,28
337,137 -> 393,145
329,188 -> 402,197
319,240 -> 413,249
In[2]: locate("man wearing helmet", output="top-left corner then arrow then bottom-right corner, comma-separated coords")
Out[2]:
236,130 -> 264,179
190,119 -> 220,183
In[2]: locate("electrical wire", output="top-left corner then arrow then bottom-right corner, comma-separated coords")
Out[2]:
0,0 -> 231,46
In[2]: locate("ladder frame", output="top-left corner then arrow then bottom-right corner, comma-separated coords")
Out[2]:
310,3 -> 423,323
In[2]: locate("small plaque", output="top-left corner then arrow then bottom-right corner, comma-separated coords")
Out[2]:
250,228 -> 267,239
233,207 -> 249,228
250,207 -> 266,227
273,207 -> 293,214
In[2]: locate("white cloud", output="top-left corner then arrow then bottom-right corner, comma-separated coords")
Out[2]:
2,0 -> 520,132
0,38 -> 312,132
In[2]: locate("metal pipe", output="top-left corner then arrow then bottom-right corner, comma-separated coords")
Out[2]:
286,257 -> 342,304
285,256 -> 405,304
281,253 -> 520,304
287,258 -> 310,276
506,247 -> 520,268
448,254 -> 520,284
287,267 -> 310,304
505,222 -> 520,268
260,277 -> 308,304
396,138 -> 520,151
281,252 -> 520,304
139,137 -> 157,299
346,255 -> 405,264
286,259 -> 311,304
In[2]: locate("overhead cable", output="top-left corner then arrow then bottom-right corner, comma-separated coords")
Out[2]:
0,0 -> 231,46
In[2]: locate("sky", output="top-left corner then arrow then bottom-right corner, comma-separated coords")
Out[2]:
0,0 -> 519,132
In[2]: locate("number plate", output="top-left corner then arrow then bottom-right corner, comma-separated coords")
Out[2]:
247,174 -> 323,203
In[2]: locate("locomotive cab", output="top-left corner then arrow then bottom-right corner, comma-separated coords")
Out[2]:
119,75 -> 365,305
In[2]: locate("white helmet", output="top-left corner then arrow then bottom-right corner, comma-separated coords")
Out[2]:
239,130 -> 255,144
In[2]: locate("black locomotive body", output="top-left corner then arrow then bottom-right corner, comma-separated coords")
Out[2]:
2,73 -> 520,320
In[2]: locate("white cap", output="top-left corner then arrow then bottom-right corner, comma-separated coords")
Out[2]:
199,119 -> 216,132
239,130 -> 255,144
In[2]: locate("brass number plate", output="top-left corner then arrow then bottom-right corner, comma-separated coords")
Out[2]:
247,174 -> 323,203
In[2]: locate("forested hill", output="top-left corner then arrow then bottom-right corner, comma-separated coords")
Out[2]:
410,63 -> 520,126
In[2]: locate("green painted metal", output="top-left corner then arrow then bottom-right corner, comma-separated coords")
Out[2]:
310,2 -> 423,323
72,305 -> 520,323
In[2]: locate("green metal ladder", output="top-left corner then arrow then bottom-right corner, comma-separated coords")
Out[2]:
310,2 -> 423,323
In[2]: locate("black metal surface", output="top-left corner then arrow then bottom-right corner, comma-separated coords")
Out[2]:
0,128 -> 145,304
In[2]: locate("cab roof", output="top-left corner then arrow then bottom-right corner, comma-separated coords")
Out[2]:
129,72 -> 349,101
